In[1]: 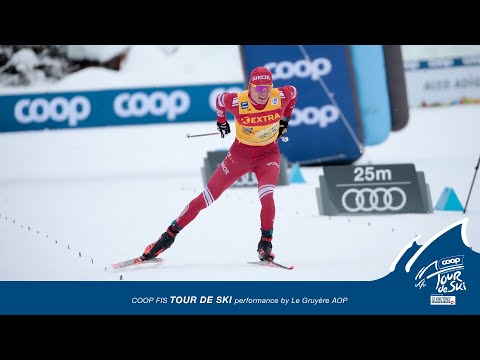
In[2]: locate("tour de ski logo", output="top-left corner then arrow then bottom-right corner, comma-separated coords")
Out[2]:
414,255 -> 466,306
385,218 -> 480,310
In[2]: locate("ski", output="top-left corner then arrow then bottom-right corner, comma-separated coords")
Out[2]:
112,257 -> 292,270
247,260 -> 294,270
112,257 -> 165,269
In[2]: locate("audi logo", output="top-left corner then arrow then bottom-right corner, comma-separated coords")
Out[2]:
341,187 -> 407,212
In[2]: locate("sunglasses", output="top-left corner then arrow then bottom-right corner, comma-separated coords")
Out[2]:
252,84 -> 272,92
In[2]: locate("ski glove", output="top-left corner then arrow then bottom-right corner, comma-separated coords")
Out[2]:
278,116 -> 291,139
217,121 -> 231,138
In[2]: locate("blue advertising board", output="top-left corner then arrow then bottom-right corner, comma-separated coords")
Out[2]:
0,83 -> 243,132
242,45 -> 364,164
349,45 -> 392,145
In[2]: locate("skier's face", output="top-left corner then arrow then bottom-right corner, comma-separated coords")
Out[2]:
249,83 -> 272,105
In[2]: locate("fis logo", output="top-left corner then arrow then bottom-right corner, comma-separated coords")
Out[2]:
241,102 -> 249,109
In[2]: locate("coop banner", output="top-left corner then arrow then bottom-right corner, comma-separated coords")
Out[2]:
0,83 -> 243,132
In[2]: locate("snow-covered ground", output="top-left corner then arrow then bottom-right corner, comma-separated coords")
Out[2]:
0,46 -> 478,282
0,45 -> 244,93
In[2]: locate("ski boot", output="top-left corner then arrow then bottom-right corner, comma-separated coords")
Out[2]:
257,228 -> 275,262
141,221 -> 182,260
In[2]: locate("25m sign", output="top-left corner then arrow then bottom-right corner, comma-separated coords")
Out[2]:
316,164 -> 433,215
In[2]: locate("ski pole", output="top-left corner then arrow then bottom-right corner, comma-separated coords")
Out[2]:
186,132 -> 289,141
464,154 -> 480,214
186,132 -> 219,138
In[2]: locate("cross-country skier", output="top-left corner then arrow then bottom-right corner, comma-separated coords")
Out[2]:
141,66 -> 298,262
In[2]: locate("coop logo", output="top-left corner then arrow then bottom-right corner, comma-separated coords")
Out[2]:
209,87 -> 243,111
114,90 -> 190,121
265,57 -> 332,81
415,255 -> 466,299
341,187 -> 407,212
289,106 -> 340,128
14,96 -> 91,127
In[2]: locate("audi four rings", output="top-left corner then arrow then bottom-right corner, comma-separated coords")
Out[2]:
341,187 -> 407,212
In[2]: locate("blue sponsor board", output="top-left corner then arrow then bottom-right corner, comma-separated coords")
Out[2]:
0,83 -> 243,132
349,45 -> 392,145
242,45 -> 363,164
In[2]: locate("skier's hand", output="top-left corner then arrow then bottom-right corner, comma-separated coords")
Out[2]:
277,116 -> 291,139
217,121 -> 231,138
